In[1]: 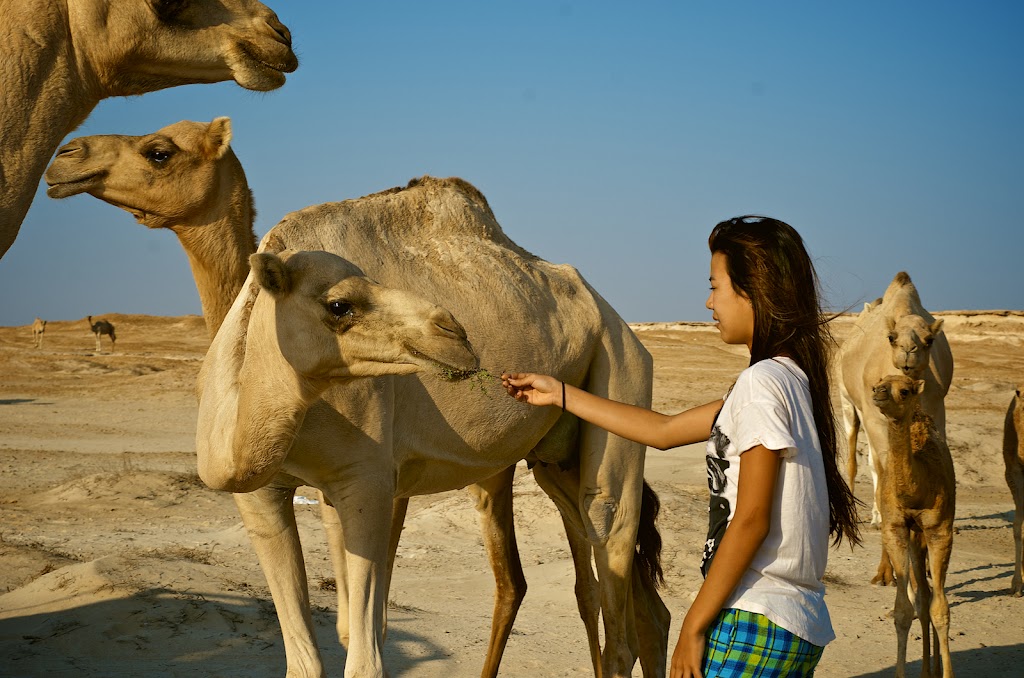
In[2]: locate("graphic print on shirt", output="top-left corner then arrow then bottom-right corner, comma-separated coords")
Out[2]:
702,423 -> 732,577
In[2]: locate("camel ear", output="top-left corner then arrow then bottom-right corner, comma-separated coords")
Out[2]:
203,117 -> 233,160
251,253 -> 291,297
929,318 -> 944,335
913,380 -> 926,395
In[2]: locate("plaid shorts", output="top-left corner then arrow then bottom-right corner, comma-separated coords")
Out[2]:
703,608 -> 824,677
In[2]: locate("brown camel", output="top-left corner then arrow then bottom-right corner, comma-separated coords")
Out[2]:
1004,384 -> 1024,597
87,315 -> 116,353
45,119 -> 669,678
872,375 -> 956,678
0,0 -> 297,260
838,272 -> 953,585
31,317 -> 46,348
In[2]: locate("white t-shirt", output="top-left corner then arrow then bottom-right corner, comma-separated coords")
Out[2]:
702,357 -> 835,646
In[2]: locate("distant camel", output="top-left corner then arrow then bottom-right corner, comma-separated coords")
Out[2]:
1004,384 -> 1024,597
87,316 -> 116,353
45,119 -> 669,677
31,317 -> 46,348
0,0 -> 297,260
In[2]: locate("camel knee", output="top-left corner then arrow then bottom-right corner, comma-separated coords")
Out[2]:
582,491 -> 618,544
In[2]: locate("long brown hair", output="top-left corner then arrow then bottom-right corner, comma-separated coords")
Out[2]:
709,216 -> 861,547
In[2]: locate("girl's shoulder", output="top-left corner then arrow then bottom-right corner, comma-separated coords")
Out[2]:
735,358 -> 808,397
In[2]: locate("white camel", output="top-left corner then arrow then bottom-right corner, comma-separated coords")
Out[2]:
838,271 -> 954,584
45,122 -> 668,677
1004,384 -> 1024,597
0,0 -> 296,259
198,177 -> 661,678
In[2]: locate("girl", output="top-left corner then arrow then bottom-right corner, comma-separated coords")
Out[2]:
502,216 -> 861,678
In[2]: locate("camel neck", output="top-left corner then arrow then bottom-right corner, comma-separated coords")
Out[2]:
885,412 -> 925,497
171,166 -> 257,338
0,7 -> 95,253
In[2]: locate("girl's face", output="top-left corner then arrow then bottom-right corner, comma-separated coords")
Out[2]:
706,251 -> 754,350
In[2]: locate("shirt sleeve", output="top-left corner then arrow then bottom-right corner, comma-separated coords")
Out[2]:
728,367 -> 798,458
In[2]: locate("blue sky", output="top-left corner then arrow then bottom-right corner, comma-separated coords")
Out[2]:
2,2 -> 1022,326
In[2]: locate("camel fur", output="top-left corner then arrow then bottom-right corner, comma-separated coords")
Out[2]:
871,375 -> 956,678
31,317 -> 46,348
838,271 -> 953,584
1004,384 -> 1024,597
0,0 -> 297,260
45,119 -> 670,678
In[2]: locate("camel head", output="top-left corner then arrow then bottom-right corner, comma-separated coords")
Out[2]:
68,0 -> 297,95
249,250 -> 479,382
885,314 -> 944,377
46,118 -> 243,230
871,374 -> 925,421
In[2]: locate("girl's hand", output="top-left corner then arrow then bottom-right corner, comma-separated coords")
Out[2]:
501,372 -> 561,408
670,620 -> 706,678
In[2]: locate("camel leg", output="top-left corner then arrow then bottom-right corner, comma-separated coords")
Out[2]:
908,537 -> 932,678
383,496 -> 409,642
884,524 -> 914,678
320,478 -> 393,678
319,497 -> 352,648
531,462 -> 603,675
868,437 -> 884,525
923,528 -> 955,678
465,465 -> 527,678
871,543 -> 895,587
1007,460 -> 1024,596
233,485 -> 326,678
579,426 -> 645,677
841,395 -> 860,493
95,333 -> 101,353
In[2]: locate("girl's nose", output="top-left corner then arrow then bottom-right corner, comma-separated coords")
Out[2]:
705,292 -> 713,310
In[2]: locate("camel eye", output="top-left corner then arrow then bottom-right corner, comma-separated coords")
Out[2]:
327,301 -> 354,318
146,149 -> 173,164
887,334 -> 897,345
899,389 -> 909,397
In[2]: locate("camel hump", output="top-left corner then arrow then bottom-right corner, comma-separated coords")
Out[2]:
893,271 -> 912,286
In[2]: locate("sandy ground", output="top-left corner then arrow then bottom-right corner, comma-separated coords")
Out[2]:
0,311 -> 1022,677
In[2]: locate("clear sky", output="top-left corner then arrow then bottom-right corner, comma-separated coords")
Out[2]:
2,2 -> 1022,327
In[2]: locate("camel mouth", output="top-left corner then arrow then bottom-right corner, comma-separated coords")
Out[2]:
45,173 -> 103,199
234,42 -> 298,91
407,347 -> 480,381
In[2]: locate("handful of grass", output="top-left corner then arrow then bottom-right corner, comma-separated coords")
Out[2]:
436,367 -> 499,395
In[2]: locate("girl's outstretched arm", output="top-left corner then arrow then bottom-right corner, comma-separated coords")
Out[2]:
501,372 -> 722,450
670,444 -> 781,678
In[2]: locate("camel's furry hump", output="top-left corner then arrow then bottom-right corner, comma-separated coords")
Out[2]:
878,271 -> 936,322
257,174 -> 651,466
260,175 -> 642,385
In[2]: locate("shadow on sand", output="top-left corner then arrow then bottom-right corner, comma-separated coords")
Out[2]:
0,585 -> 450,677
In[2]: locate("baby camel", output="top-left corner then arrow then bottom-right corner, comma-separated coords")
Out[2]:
31,317 -> 46,348
87,316 -> 116,353
1003,384 -> 1024,597
872,375 -> 956,678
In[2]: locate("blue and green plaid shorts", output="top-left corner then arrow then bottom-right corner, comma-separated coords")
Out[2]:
703,608 -> 824,677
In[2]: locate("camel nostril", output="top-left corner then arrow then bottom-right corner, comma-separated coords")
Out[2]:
55,144 -> 83,158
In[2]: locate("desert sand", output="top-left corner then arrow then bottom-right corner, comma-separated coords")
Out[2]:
0,311 -> 1021,677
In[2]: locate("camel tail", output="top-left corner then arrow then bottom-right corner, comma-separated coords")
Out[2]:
635,479 -> 664,589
